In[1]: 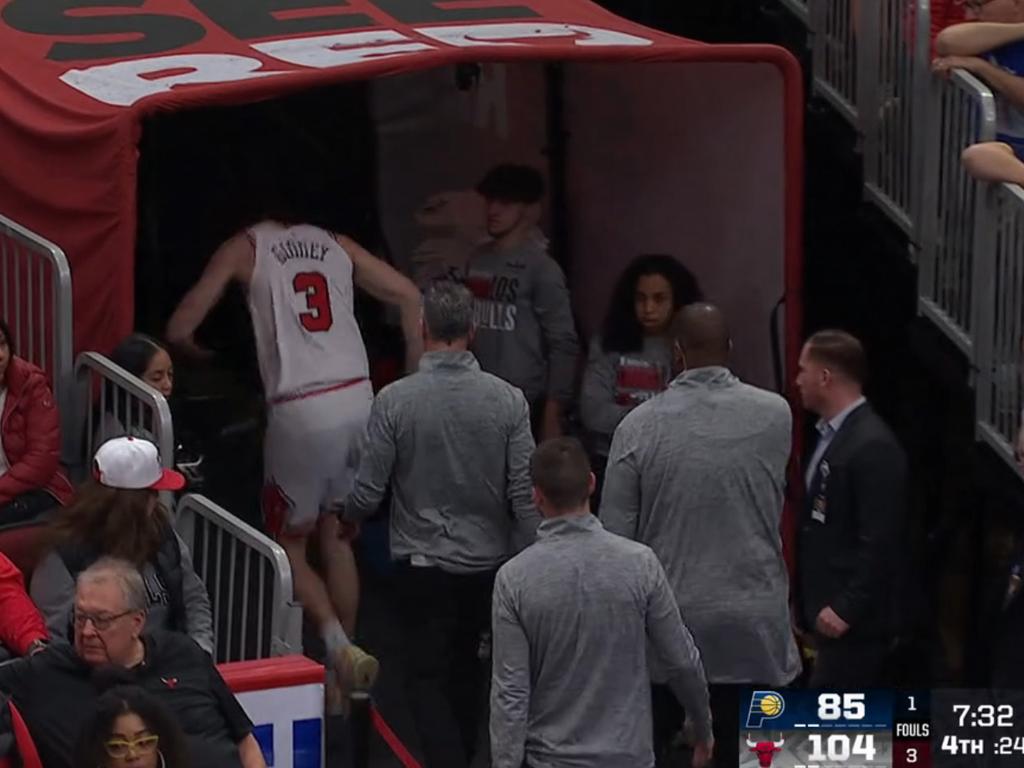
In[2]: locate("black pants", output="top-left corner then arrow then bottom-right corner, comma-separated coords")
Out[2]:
393,563 -> 496,768
809,635 -> 892,687
653,682 -> 767,767
0,490 -> 56,527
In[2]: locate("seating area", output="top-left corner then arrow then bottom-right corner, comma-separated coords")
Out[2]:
0,221 -> 296,666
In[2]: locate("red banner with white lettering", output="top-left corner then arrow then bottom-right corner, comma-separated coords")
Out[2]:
0,0 -> 800,366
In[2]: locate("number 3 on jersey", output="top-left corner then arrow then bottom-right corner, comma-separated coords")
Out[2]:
294,272 -> 333,332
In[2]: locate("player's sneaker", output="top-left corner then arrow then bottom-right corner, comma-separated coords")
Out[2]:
325,644 -> 379,717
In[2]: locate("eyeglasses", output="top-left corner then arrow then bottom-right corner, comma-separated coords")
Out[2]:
73,609 -> 133,631
104,734 -> 159,758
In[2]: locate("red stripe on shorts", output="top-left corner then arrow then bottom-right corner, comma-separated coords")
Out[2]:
268,377 -> 367,406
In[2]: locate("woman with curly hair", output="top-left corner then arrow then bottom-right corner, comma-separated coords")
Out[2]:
75,684 -> 189,768
580,254 -> 702,506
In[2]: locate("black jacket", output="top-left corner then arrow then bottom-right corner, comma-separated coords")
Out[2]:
0,633 -> 251,768
797,402 -> 908,639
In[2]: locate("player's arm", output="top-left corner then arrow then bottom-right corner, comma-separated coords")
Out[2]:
935,22 -> 1024,57
339,235 -> 424,372
166,232 -> 250,356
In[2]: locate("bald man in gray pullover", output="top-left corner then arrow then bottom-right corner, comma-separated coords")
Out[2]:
491,438 -> 713,768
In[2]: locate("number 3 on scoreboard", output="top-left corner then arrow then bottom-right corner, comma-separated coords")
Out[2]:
294,272 -> 334,332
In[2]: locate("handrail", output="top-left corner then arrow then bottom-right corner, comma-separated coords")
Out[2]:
917,68 -> 997,356
860,0 -> 932,237
176,494 -> 303,662
812,0 -> 860,128
73,352 -> 175,504
974,182 -> 1024,479
0,215 -> 74,459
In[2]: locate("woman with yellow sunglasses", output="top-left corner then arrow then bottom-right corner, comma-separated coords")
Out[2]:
75,685 -> 187,768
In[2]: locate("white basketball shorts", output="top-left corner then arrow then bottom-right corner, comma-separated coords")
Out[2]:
261,378 -> 373,538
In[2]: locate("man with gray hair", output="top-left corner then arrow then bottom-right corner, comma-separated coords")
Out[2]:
0,558 -> 264,768
343,281 -> 538,768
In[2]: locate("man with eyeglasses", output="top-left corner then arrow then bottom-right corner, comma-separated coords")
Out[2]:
0,558 -> 265,768
934,0 -> 1024,182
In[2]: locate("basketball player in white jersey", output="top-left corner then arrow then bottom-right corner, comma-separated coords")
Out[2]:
167,221 -> 423,704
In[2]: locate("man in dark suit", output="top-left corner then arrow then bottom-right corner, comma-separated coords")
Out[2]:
795,330 -> 908,687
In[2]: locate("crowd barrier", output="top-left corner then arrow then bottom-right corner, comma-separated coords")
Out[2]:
917,70 -> 996,356
859,0 -> 930,238
811,0 -> 860,127
176,493 -> 303,663
794,0 -> 1024,479
72,351 -> 175,502
0,216 -> 73,453
974,183 -> 1024,479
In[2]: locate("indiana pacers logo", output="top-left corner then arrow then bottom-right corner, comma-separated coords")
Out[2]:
745,690 -> 786,728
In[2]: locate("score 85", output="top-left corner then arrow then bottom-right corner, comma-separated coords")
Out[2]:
819,693 -> 867,721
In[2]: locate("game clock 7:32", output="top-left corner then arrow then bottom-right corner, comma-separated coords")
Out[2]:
931,691 -> 1024,765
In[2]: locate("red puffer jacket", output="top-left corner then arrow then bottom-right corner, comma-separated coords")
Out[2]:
0,357 -> 73,508
0,553 -> 47,656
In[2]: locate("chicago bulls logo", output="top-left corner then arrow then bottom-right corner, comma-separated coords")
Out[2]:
746,735 -> 785,767
161,677 -> 178,688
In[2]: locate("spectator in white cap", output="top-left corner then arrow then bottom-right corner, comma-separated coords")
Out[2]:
30,437 -> 214,655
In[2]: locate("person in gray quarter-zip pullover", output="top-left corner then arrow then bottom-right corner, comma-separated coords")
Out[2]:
344,282 -> 538,768
466,165 -> 579,442
603,303 -> 799,768
491,438 -> 713,768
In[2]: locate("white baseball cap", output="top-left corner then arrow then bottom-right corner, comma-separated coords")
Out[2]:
93,437 -> 185,491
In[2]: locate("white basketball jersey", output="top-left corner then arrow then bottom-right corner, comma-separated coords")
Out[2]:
247,222 -> 369,401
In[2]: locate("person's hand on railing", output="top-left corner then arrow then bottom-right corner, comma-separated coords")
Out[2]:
932,55 -> 986,78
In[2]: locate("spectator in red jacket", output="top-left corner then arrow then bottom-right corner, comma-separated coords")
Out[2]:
0,319 -> 73,524
0,552 -> 48,661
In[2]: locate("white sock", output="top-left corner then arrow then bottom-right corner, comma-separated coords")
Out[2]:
322,620 -> 350,661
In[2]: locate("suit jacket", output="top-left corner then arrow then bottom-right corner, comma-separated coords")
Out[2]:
797,402 -> 908,639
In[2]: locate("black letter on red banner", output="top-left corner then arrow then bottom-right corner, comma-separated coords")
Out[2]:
373,0 -> 538,23
189,0 -> 375,40
2,0 -> 206,61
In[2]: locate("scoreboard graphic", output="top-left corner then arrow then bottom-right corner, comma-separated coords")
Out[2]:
739,689 -> 1024,767
740,690 -> 893,768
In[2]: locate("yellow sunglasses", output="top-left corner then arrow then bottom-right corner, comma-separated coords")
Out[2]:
104,734 -> 159,758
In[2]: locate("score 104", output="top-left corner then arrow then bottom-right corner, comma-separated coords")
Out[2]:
802,694 -> 879,763
745,691 -> 891,767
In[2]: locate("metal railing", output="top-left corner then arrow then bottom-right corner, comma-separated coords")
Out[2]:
812,0 -> 860,127
176,494 -> 302,663
917,69 -> 997,355
73,352 -> 174,490
0,215 -> 74,452
859,0 -> 931,238
779,0 -> 810,27
974,183 -> 1024,478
